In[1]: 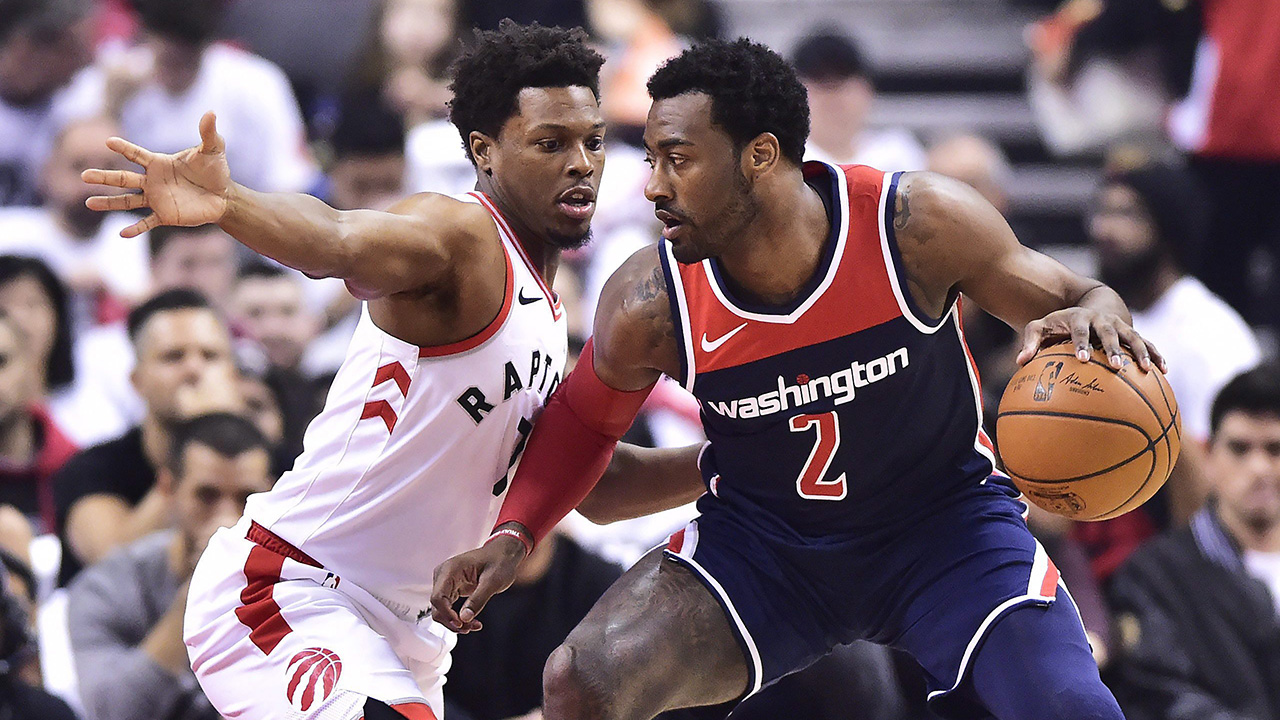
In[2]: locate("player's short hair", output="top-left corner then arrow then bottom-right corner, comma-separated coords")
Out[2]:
127,288 -> 215,344
0,255 -> 74,391
167,412 -> 270,477
647,38 -> 810,166
1210,364 -> 1280,437
131,0 -> 226,45
448,20 -> 604,164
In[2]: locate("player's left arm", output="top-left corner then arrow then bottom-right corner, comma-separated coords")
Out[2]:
892,171 -> 1165,371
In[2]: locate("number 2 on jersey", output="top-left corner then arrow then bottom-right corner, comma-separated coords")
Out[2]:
789,412 -> 848,500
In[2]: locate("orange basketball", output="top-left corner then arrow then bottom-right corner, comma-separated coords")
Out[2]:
995,341 -> 1181,521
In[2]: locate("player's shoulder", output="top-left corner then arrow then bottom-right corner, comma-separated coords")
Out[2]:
593,244 -> 678,375
386,192 -> 500,245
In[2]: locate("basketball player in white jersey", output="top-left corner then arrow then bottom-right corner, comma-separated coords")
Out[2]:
80,22 -> 645,720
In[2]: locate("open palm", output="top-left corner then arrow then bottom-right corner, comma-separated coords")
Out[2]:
82,111 -> 232,238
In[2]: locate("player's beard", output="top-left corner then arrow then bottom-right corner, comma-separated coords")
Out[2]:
548,227 -> 593,251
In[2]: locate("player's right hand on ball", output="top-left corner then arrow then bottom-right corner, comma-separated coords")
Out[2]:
430,533 -> 527,633
81,111 -> 232,238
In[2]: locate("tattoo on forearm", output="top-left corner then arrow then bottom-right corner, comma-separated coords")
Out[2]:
893,185 -> 912,232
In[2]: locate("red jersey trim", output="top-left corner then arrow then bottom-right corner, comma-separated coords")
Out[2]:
417,239 -> 515,358
470,192 -> 564,320
700,161 -> 851,325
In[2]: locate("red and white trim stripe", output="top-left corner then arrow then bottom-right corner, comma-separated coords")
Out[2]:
926,540 -> 1062,704
234,524 -> 323,655
664,521 -> 765,698
470,191 -> 563,320
952,308 -> 999,471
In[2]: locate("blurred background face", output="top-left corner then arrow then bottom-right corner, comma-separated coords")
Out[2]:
42,118 -> 129,234
0,322 -> 33,425
145,33 -> 203,95
131,308 -> 235,423
231,275 -> 319,371
1211,411 -> 1280,534
0,274 -> 56,380
171,442 -> 272,557
238,375 -> 284,446
151,227 -> 238,308
643,93 -> 760,264
328,153 -> 406,211
381,0 -> 456,67
0,18 -> 92,105
803,75 -> 872,146
1089,184 -> 1160,292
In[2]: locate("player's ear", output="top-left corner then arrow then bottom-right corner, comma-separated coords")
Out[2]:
741,132 -> 781,181
469,132 -> 496,177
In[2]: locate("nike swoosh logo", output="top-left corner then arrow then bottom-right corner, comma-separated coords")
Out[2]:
517,289 -> 540,305
701,322 -> 748,353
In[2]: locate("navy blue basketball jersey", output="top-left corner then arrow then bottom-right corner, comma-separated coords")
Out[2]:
658,162 -> 998,535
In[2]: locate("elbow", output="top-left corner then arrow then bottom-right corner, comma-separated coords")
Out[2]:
574,491 -> 623,525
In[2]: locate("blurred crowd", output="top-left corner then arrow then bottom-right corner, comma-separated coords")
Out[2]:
0,0 -> 1276,718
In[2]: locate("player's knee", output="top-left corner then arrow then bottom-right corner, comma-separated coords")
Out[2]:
543,642 -> 632,720
1042,681 -> 1124,720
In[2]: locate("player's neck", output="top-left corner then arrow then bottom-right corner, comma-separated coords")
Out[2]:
716,170 -> 831,307
476,181 -> 561,288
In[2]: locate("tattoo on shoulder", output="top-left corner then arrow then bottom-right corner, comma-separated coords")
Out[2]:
634,265 -> 668,304
893,184 -> 913,232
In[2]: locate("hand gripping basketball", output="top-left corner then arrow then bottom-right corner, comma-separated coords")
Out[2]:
81,111 -> 232,238
1016,306 -> 1166,373
997,341 -> 1181,521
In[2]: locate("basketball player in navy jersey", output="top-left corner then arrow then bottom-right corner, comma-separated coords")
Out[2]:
432,40 -> 1163,719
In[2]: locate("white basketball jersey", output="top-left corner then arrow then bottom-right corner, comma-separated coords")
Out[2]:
243,192 -> 568,614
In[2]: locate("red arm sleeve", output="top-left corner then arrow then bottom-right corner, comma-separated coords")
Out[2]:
494,338 -> 655,545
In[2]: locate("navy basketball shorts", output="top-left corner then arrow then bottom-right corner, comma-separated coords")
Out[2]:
663,478 -> 1068,716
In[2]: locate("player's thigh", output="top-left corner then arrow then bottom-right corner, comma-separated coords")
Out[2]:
966,593 -> 1122,720
546,548 -> 750,717
186,537 -> 434,719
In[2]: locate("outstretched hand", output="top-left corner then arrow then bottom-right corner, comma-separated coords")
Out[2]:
82,111 -> 232,238
1016,307 -> 1166,372
429,534 -> 528,634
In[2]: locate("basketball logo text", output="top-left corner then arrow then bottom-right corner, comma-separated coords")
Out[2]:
1033,361 -> 1064,402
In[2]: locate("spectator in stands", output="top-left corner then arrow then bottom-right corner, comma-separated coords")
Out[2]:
68,412 -> 273,720
1078,163 -> 1262,581
0,257 -> 80,428
148,224 -> 238,315
52,289 -> 240,585
328,92 -> 408,212
0,314 -> 76,534
230,264 -> 325,467
792,28 -> 925,172
444,529 -> 621,720
0,0 -> 95,207
1108,364 -> 1280,720
0,555 -> 76,719
1037,0 -> 1280,333
236,367 -> 290,476
104,0 -> 320,194
0,116 -> 150,325
379,0 -> 459,128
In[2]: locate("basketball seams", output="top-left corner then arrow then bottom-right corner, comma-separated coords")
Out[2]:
997,409 -> 1178,484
